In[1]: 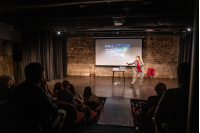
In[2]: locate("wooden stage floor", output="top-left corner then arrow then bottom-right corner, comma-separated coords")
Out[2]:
47,76 -> 178,99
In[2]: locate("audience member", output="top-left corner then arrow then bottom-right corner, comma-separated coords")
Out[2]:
69,84 -> 83,104
0,75 -> 15,100
3,63 -> 66,132
53,82 -> 62,97
141,83 -> 167,122
154,62 -> 191,133
57,80 -> 74,104
83,86 -> 100,103
40,78 -> 53,97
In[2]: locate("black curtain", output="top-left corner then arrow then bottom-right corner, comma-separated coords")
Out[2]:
178,31 -> 193,64
13,29 -> 67,83
52,34 -> 67,79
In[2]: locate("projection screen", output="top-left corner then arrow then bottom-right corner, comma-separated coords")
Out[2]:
95,39 -> 142,66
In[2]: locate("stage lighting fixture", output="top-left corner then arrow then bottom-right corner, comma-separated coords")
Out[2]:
58,32 -> 60,34
113,16 -> 125,26
188,28 -> 191,31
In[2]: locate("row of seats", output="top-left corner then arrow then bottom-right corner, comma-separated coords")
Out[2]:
0,98 -> 105,133
55,99 -> 104,125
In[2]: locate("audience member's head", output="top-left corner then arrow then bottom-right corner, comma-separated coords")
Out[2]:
62,80 -> 70,90
0,75 -> 15,100
177,62 -> 191,85
0,75 -> 15,89
69,84 -> 75,96
155,83 -> 167,96
53,82 -> 62,91
25,63 -> 44,84
83,86 -> 92,100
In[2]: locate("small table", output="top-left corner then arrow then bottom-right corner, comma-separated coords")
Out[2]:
112,70 -> 125,84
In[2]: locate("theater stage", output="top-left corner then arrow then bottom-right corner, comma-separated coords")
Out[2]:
47,76 -> 178,99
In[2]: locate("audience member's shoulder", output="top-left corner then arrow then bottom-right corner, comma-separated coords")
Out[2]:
91,95 -> 98,99
162,87 -> 184,96
148,95 -> 159,100
14,82 -> 26,90
15,82 -> 44,93
166,86 -> 188,93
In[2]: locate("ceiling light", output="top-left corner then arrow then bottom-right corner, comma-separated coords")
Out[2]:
146,29 -> 154,31
188,28 -> 191,31
58,32 -> 60,34
113,17 -> 125,26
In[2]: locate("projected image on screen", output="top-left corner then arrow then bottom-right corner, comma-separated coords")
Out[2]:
95,39 -> 142,66
105,44 -> 130,59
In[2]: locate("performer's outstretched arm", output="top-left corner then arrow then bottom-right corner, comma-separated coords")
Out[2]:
126,61 -> 135,65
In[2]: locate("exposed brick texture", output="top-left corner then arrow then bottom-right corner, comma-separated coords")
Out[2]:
67,35 -> 179,78
0,40 -> 14,76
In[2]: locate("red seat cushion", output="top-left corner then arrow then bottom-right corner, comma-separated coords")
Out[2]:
87,110 -> 97,122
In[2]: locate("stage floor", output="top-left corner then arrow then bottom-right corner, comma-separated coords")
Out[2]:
47,76 -> 178,99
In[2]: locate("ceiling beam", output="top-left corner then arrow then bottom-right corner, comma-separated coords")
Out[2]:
0,0 -> 143,11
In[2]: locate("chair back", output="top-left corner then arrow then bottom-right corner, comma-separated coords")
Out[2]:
84,106 -> 92,119
147,68 -> 153,76
89,67 -> 95,75
151,68 -> 155,75
85,101 -> 99,111
56,102 -> 78,123
146,106 -> 157,125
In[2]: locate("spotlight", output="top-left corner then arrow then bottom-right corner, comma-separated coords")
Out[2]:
188,28 -> 191,31
58,32 -> 60,34
113,17 -> 125,26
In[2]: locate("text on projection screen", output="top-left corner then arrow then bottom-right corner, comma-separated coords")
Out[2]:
95,39 -> 142,66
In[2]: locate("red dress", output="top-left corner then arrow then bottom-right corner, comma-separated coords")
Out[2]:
136,61 -> 141,72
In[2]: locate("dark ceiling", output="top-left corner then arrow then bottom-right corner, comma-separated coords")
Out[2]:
0,0 -> 196,36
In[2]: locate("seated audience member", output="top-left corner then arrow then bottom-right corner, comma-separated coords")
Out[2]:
3,63 -> 66,132
69,84 -> 83,104
0,75 -> 15,100
141,83 -> 167,122
83,86 -> 100,103
57,80 -> 74,104
154,62 -> 191,133
53,82 -> 62,97
40,78 -> 53,97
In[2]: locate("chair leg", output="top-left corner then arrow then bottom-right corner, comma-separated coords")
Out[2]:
152,75 -> 154,83
146,76 -> 149,83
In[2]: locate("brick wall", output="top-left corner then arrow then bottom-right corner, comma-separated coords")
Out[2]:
66,35 -> 179,78
0,40 -> 14,76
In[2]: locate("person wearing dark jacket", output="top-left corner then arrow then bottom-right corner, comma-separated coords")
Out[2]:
57,80 -> 74,105
1,63 -> 65,133
141,83 -> 167,124
154,62 -> 191,133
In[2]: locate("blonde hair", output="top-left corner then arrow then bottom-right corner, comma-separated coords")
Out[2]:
136,56 -> 142,60
0,75 -> 14,88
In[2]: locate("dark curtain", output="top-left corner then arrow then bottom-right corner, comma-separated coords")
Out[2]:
178,31 -> 193,64
13,29 -> 67,83
52,34 -> 67,79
